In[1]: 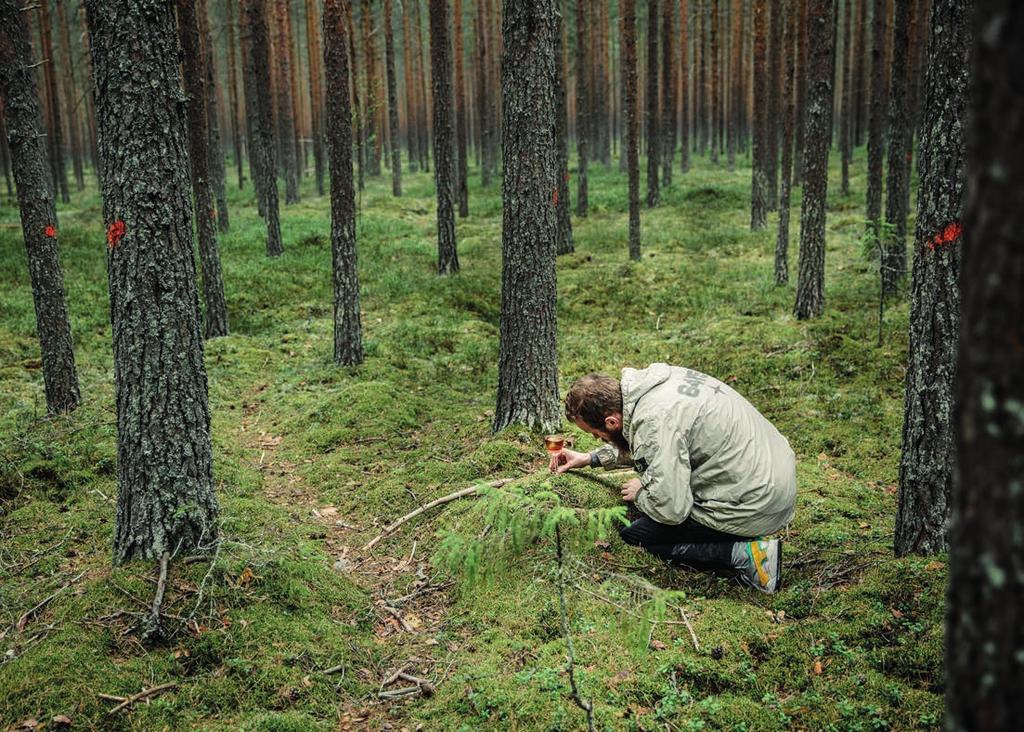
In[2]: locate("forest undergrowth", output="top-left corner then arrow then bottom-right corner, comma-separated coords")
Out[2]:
0,150 -> 945,731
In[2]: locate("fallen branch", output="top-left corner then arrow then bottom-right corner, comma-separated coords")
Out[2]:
679,606 -> 701,652
141,552 -> 170,642
377,685 -> 423,699
362,477 -> 516,551
15,571 -> 86,632
396,672 -> 435,696
103,682 -> 177,714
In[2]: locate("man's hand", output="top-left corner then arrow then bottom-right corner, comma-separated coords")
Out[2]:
620,477 -> 642,503
549,448 -> 591,474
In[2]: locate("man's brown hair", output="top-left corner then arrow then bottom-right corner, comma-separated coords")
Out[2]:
564,373 -> 623,429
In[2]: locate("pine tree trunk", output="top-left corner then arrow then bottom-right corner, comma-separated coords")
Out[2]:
383,0 -> 403,196
793,0 -> 809,184
624,0 -> 641,259
363,0 -> 383,176
493,0 -> 560,434
894,0 -> 969,557
766,0 -> 782,207
948,2 -> 1022,724
274,0 -> 300,203
840,0 -> 853,194
710,0 -> 720,164
37,0 -> 68,204
55,0 -> 83,192
695,0 -> 705,156
415,0 -> 431,172
793,0 -> 834,320
645,0 -> 660,207
852,0 -> 867,146
306,0 -> 324,195
575,0 -> 589,215
177,0 -> 230,339
348,1 -> 366,191
226,0 -> 246,189
882,0 -> 910,296
197,0 -> 230,232
679,0 -> 690,172
452,0 -> 467,212
428,0 -> 459,274
750,0 -> 769,229
244,0 -> 284,255
776,0 -> 796,286
84,0 -> 219,563
475,1 -> 491,186
323,0 -> 364,367
727,0 -> 741,171
660,0 -> 675,185
0,0 -> 80,414
402,0 -> 420,173
554,1 -> 573,254
865,0 -> 886,242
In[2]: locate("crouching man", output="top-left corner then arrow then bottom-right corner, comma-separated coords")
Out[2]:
550,364 -> 797,593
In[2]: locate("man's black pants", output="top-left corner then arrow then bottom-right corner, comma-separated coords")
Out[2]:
619,513 -> 754,573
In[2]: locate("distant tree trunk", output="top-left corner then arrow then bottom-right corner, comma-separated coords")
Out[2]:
661,0 -> 675,185
475,0 -> 492,186
37,0 -> 68,204
323,0 -> 364,367
305,0 -> 324,195
177,0 -> 229,339
793,0 -> 834,320
244,0 -> 283,255
709,0 -> 719,164
56,0 -> 83,192
348,0 -> 366,191
241,19 -> 263,211
84,0 -> 219,563
840,0 -> 853,194
776,0 -> 796,286
452,0 -> 467,213
623,0 -> 641,259
765,0 -> 782,207
852,0 -> 867,146
750,0 -> 768,230
383,0 -> 403,196
645,0 -> 660,207
402,0 -> 420,173
793,0 -> 808,184
362,0 -> 383,176
0,0 -> 80,414
415,0 -> 431,172
882,0 -> 911,297
198,0 -> 229,232
226,0 -> 246,189
894,0 -> 969,557
865,0 -> 885,243
727,0 -> 741,170
554,1 -> 573,254
679,0 -> 690,172
274,0 -> 300,203
493,0 -> 560,434
575,0 -> 589,215
695,0 -> 705,156
948,2 -> 1023,725
429,0 -> 458,274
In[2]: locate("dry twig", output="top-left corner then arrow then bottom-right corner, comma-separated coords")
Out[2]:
102,682 -> 178,714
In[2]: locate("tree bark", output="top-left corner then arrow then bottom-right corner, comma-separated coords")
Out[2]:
428,0 -> 458,274
196,0 -> 229,232
894,0 -> 970,557
750,0 -> 768,230
402,0 -> 420,173
645,0 -> 660,207
865,0 -> 886,242
776,0 -> 796,286
840,0 -> 853,194
226,0 -> 246,189
727,0 -> 741,171
362,0 -> 383,176
766,0 -> 782,206
947,3 -> 1022,726
84,0 -> 219,563
176,0 -> 230,339
624,0 -> 641,259
554,0 -> 573,254
348,0 -> 366,191
474,0 -> 492,186
575,0 -> 589,215
793,0 -> 834,320
661,0 -> 675,185
274,0 -> 301,203
55,0 -> 83,192
710,0 -> 720,164
383,0 -> 403,196
793,0 -> 809,184
323,0 -> 365,367
493,0 -> 560,434
679,0 -> 690,172
452,0 -> 467,212
0,0 -> 80,414
882,0 -> 911,296
37,0 -> 68,204
244,0 -> 284,255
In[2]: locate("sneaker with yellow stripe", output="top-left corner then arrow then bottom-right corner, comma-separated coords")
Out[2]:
733,539 -> 781,593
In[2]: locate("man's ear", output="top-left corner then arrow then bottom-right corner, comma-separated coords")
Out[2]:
604,413 -> 622,431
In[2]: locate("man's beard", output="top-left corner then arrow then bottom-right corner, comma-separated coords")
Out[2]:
609,429 -> 630,454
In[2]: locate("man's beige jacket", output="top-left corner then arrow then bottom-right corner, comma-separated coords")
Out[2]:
593,363 -> 797,536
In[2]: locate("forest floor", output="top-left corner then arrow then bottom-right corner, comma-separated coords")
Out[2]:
0,151 -> 945,731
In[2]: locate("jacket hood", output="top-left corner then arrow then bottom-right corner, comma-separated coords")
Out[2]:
620,363 -> 673,437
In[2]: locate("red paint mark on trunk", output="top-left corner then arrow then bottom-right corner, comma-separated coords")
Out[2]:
106,220 -> 126,249
44,225 -> 56,238
552,188 -> 559,207
926,221 -> 962,252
